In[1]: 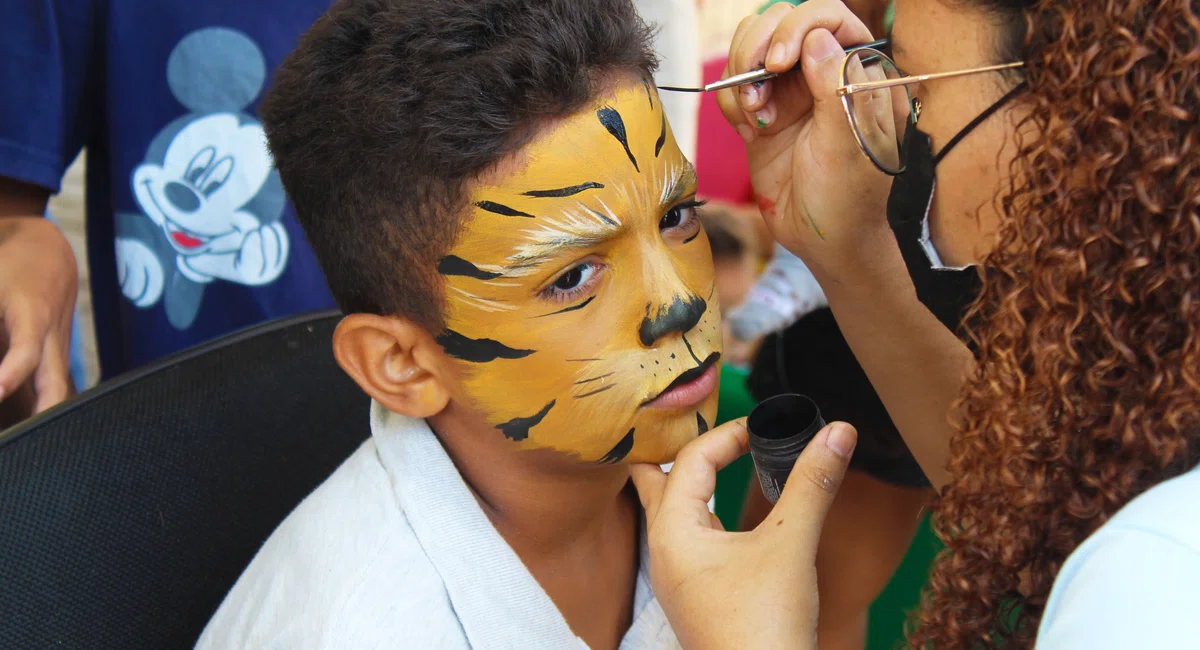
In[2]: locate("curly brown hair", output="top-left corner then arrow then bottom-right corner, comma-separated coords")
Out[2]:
909,0 -> 1200,647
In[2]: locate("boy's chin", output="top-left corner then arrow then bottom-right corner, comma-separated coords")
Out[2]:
623,430 -> 697,466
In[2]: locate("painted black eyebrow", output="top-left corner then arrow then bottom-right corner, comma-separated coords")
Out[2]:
522,182 -> 605,198
475,200 -> 536,218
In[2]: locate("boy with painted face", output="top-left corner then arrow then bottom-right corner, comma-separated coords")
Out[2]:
197,1 -> 718,648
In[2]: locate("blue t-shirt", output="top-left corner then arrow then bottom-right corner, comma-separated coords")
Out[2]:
0,1 -> 337,379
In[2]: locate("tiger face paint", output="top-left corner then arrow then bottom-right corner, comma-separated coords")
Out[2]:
437,79 -> 721,465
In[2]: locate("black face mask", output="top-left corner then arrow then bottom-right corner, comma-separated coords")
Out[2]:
883,82 -> 1026,327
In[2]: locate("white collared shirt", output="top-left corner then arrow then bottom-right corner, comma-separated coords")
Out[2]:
197,402 -> 679,650
1035,465 -> 1200,648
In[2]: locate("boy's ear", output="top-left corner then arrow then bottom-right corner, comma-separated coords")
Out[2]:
332,314 -> 451,419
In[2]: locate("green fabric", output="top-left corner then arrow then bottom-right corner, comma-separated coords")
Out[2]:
713,366 -> 757,529
867,515 -> 940,649
712,368 -> 939,650
756,0 -> 798,13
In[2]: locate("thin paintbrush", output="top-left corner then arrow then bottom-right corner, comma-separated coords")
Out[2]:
658,38 -> 888,93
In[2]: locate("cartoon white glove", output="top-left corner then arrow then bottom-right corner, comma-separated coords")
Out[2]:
115,237 -> 165,307
180,221 -> 290,286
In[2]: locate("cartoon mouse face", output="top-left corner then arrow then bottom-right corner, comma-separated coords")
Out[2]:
132,113 -> 274,257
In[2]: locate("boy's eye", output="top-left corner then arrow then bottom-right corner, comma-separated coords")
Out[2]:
554,264 -> 590,291
659,199 -> 706,232
660,205 -> 690,230
538,261 -> 603,308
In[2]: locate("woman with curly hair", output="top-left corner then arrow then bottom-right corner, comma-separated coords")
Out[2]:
630,0 -> 1200,647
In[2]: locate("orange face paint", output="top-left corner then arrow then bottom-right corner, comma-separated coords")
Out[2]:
436,79 -> 722,464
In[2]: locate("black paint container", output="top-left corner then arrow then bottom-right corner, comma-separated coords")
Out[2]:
747,393 -> 825,504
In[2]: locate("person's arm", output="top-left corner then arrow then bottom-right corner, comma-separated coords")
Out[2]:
0,177 -> 78,425
716,0 -> 968,488
0,1 -> 100,423
812,236 -> 971,489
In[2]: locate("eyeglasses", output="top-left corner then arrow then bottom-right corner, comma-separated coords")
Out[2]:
836,47 -> 1024,175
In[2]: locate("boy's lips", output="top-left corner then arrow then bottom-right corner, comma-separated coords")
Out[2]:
641,352 -> 720,410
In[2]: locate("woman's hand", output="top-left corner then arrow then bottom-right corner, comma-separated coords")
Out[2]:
718,0 -> 894,276
631,418 -> 857,650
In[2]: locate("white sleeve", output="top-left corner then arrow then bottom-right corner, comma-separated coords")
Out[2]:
1035,527 -> 1200,649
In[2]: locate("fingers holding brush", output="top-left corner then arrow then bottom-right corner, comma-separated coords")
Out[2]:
719,0 -> 877,140
728,3 -> 793,124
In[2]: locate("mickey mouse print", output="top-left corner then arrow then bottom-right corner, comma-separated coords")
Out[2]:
115,28 -> 290,329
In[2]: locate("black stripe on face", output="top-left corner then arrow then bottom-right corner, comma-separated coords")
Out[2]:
476,201 -> 536,218
496,400 -> 555,441
576,383 -> 616,399
436,329 -> 535,363
533,296 -> 595,318
683,231 -> 700,244
697,412 -> 709,435
681,333 -> 703,364
642,78 -> 654,107
655,114 -> 667,157
597,107 -> 640,172
438,255 -> 502,280
599,428 -> 635,464
522,182 -> 605,198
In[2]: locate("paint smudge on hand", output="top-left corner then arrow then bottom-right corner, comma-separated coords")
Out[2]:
754,193 -> 776,218
803,207 -> 827,240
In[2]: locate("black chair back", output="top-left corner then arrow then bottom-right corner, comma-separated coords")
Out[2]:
0,311 -> 370,649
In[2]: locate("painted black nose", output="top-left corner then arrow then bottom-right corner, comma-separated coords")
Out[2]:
639,295 -> 706,346
164,181 -> 201,213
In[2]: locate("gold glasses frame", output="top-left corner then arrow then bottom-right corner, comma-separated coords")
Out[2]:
835,47 -> 1024,175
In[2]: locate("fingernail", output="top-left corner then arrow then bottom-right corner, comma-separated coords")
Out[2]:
767,43 -> 788,69
810,29 -> 841,62
754,105 -> 774,130
740,83 -> 759,106
735,124 -> 755,144
825,423 -> 856,459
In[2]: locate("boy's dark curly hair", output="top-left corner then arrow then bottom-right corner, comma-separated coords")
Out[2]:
260,0 -> 657,331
